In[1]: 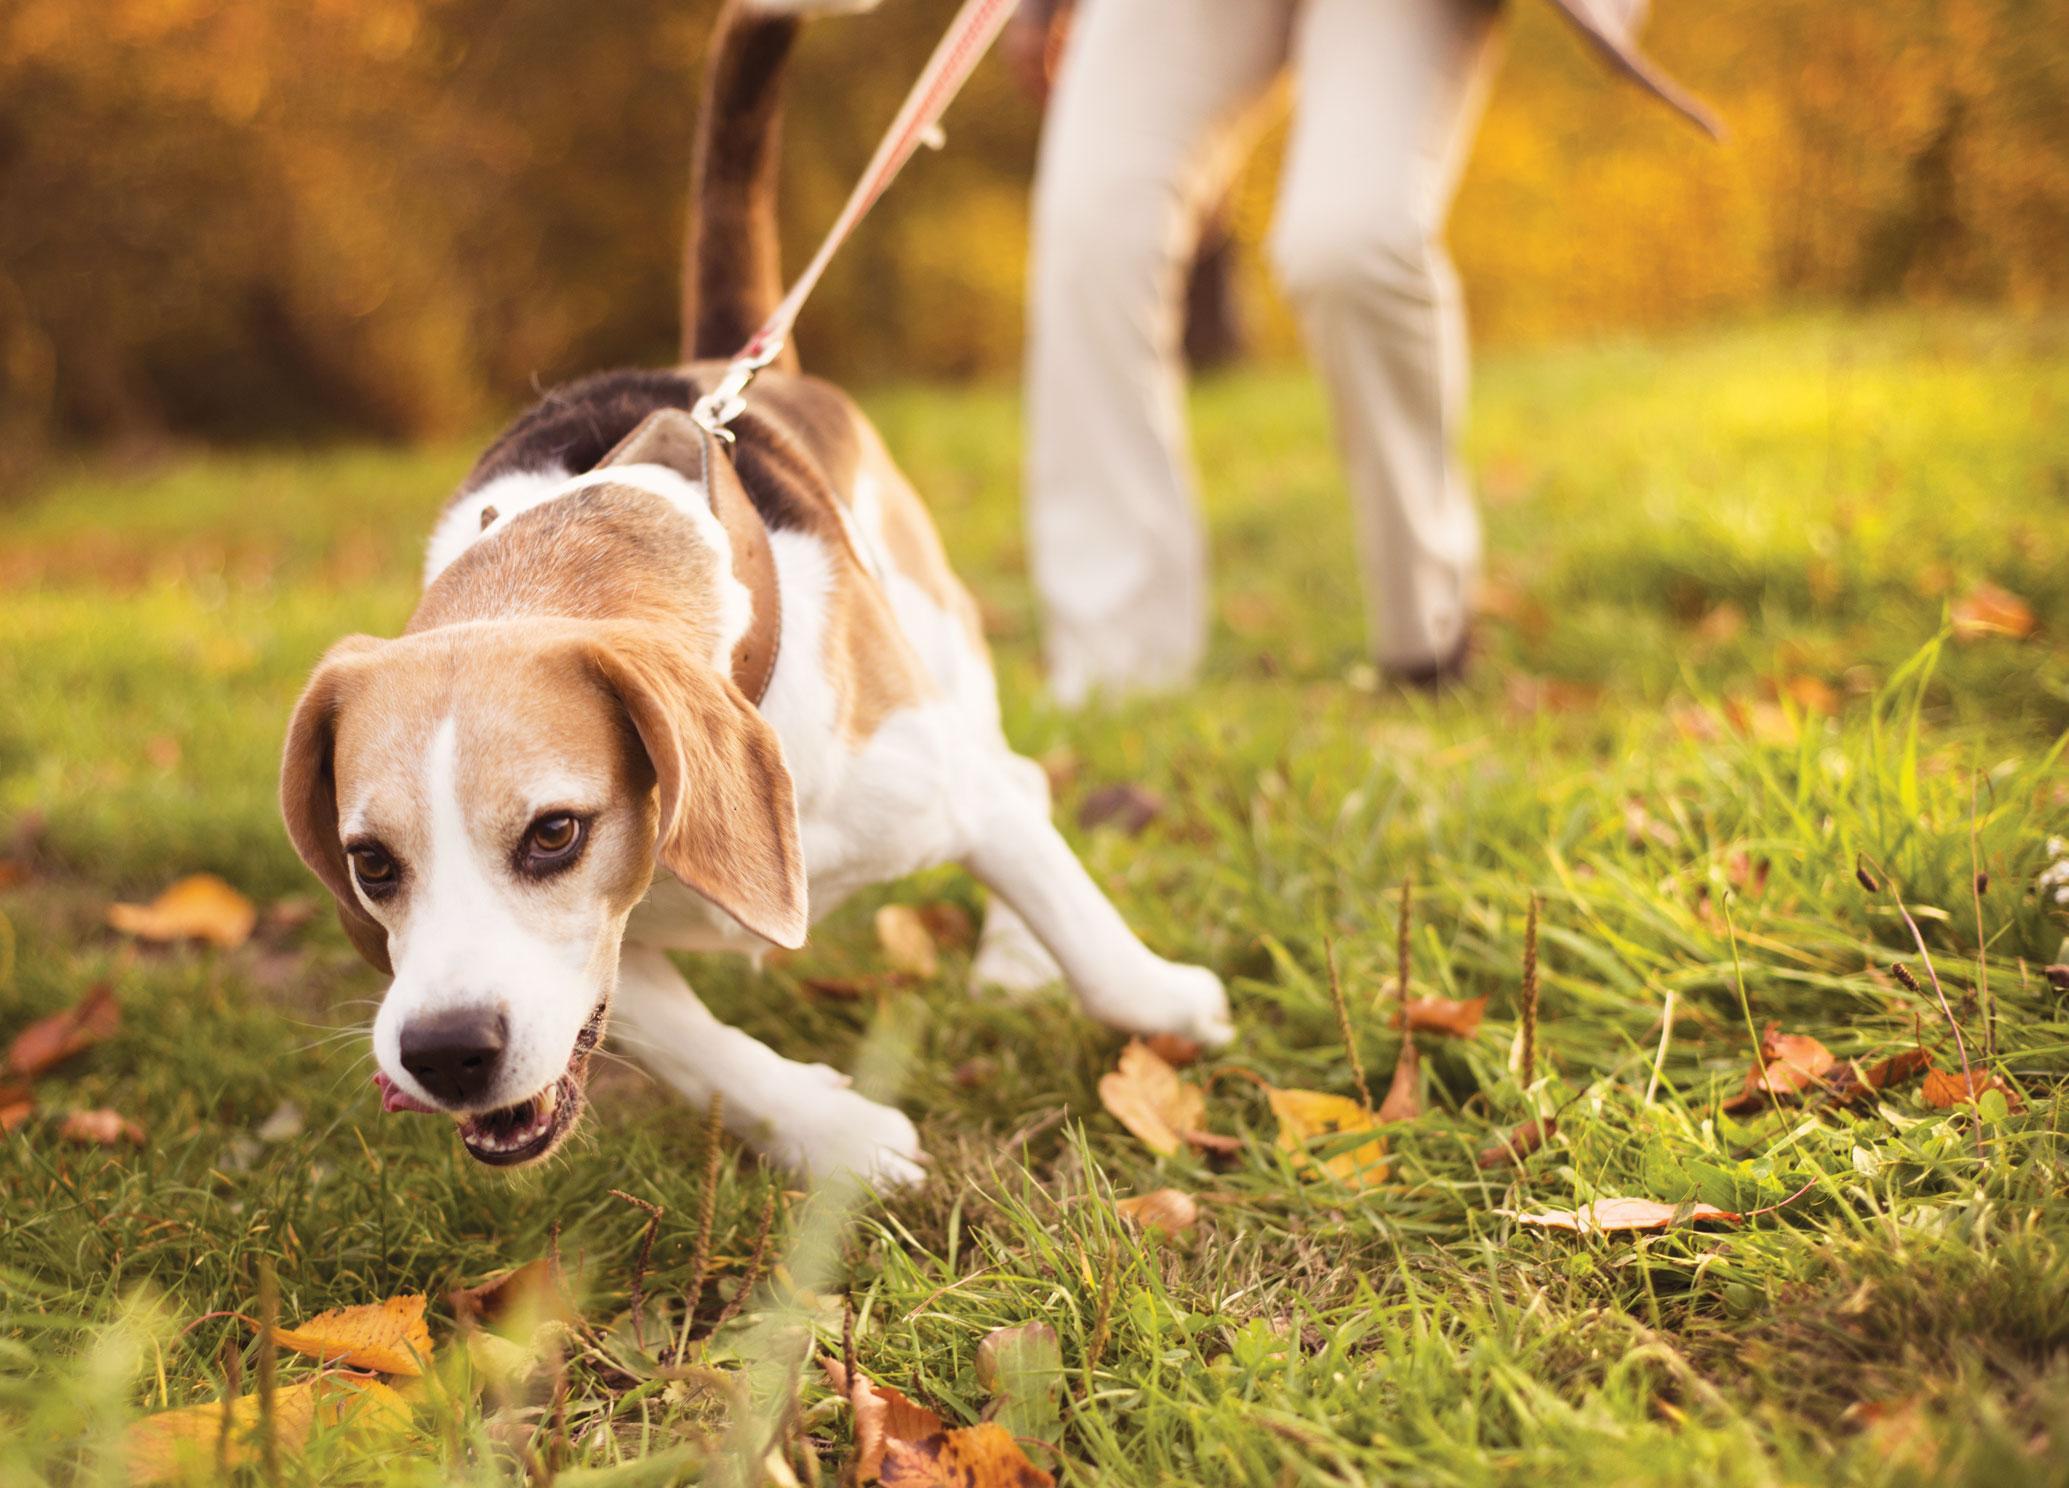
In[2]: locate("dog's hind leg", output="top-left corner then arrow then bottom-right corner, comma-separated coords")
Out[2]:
612,944 -> 927,1188
969,753 -> 1067,998
960,768 -> 1233,1047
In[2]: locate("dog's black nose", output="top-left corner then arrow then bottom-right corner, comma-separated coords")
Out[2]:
398,1008 -> 507,1107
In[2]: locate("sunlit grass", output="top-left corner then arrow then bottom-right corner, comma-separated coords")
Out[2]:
1,311 -> 2067,1484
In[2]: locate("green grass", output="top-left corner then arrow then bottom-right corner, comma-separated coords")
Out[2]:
3,311 -> 2068,1485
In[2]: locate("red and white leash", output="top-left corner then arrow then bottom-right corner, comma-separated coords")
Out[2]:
692,0 -> 1020,436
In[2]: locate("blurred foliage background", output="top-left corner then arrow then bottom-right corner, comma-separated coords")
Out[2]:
1,0 -> 2065,464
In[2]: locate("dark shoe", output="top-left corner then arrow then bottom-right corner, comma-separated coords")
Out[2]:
1384,627 -> 1473,694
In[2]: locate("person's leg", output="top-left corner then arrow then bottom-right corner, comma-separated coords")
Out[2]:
1268,0 -> 1503,675
1025,0 -> 1290,706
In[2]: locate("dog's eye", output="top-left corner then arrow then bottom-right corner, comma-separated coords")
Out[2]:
520,813 -> 586,874
348,844 -> 400,898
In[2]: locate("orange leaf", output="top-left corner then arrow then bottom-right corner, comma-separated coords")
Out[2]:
880,1422 -> 1055,1488
1097,1040 -> 1206,1157
1476,1117 -> 1557,1169
8,982 -> 119,1079
123,1373 -> 408,1484
1514,1198 -> 1741,1233
874,906 -> 940,978
1142,1033 -> 1202,1067
59,1107 -> 144,1145
1950,581 -> 2036,642
1376,1036 -> 1420,1123
1114,1188 -> 1198,1235
1267,1087 -> 1387,1189
1826,1048 -> 1933,1106
0,1091 -> 31,1133
1392,995 -> 1486,1039
822,1359 -> 946,1485
450,1259 -> 578,1330
1921,1066 -> 2024,1113
1722,1022 -> 1836,1112
108,874 -> 257,949
267,1294 -> 433,1376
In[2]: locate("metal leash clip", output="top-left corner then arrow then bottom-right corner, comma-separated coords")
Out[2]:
691,335 -> 785,442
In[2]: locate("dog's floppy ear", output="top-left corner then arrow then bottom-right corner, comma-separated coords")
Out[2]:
587,623 -> 808,949
280,635 -> 394,975
598,407 -> 709,479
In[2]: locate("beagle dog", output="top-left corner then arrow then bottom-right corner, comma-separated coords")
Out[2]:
279,0 -> 1232,1187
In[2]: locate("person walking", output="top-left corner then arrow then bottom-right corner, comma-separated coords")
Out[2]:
1014,0 -> 1716,704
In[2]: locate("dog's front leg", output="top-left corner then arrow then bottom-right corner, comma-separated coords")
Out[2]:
612,944 -> 927,1188
961,777 -> 1234,1048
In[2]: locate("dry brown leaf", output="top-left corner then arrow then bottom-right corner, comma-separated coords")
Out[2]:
1392,995 -> 1486,1039
1115,1188 -> 1198,1234
268,1294 -> 433,1376
1722,1022 -> 1837,1112
8,981 -> 120,1079
880,1423 -> 1055,1488
1267,1087 -> 1388,1188
916,901 -> 976,952
1503,675 -> 1603,720
1476,1117 -> 1557,1169
1950,581 -> 2036,642
1142,1033 -> 1202,1067
1376,1037 -> 1421,1123
1921,1066 -> 2025,1113
1097,1040 -> 1206,1157
108,874 -> 257,949
874,906 -> 940,979
59,1107 -> 145,1145
1513,1198 -> 1742,1233
1825,1048 -> 1933,1106
0,1094 -> 32,1132
1076,783 -> 1164,836
821,1358 -> 946,1485
0,859 -> 29,891
450,1259 -> 577,1330
1782,675 -> 1840,715
124,1373 -> 408,1484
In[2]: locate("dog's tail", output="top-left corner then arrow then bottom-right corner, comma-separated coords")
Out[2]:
684,1 -> 831,369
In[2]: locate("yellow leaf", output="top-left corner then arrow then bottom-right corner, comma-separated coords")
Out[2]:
1513,1198 -> 1741,1233
874,906 -> 940,978
1267,1087 -> 1388,1188
108,874 -> 256,949
268,1294 -> 433,1376
879,1422 -> 1055,1487
123,1374 -> 407,1484
1096,1040 -> 1204,1157
1114,1188 -> 1198,1235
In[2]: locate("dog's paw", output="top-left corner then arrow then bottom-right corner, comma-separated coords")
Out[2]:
969,912 -> 1064,1000
762,1084 -> 928,1191
1085,959 -> 1234,1049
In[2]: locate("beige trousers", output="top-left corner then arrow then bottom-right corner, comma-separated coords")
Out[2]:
1025,0 -> 1503,703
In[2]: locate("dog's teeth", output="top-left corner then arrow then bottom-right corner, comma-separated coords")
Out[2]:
541,1085 -> 558,1116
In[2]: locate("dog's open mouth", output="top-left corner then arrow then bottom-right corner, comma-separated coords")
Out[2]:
374,999 -> 608,1168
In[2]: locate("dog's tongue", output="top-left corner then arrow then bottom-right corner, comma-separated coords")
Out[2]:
373,1071 -> 441,1115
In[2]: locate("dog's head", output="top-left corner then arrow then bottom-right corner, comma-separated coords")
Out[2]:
280,610 -> 805,1166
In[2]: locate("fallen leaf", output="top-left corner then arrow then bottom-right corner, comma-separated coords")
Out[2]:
1503,675 -> 1603,720
1267,1087 -> 1388,1189
975,1323 -> 1063,1455
8,982 -> 120,1079
124,1373 -> 408,1484
1,1082 -> 34,1132
1722,1022 -> 1837,1112
1825,1048 -> 1933,1106
0,859 -> 28,890
916,902 -> 976,951
1513,1198 -> 1742,1233
1476,1117 -> 1557,1169
1097,1040 -> 1205,1158
1921,1066 -> 2025,1113
1114,1188 -> 1198,1234
1392,995 -> 1486,1039
1950,581 -> 2036,642
1376,1037 -> 1420,1123
1782,675 -> 1840,715
880,1423 -> 1055,1488
1694,602 -> 1746,646
108,874 -> 257,949
59,1107 -> 145,1145
450,1259 -> 577,1330
268,1294 -> 433,1376
874,906 -> 940,978
822,1358 -> 945,1484
1143,1033 -> 1202,1067
1723,696 -> 1799,747
1077,783 -> 1164,836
